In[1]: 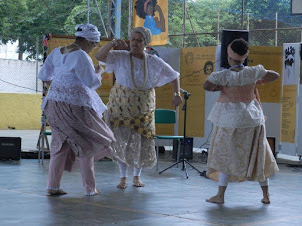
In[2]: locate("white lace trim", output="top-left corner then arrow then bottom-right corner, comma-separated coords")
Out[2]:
42,84 -> 107,118
207,65 -> 267,87
208,100 -> 265,128
105,50 -> 179,89
207,65 -> 267,128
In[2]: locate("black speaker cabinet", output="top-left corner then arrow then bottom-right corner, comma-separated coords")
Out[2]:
220,29 -> 249,68
172,137 -> 193,160
0,137 -> 21,160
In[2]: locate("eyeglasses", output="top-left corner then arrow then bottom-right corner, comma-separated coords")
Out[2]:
131,38 -> 144,43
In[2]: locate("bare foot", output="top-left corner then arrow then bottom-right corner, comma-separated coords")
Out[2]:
47,189 -> 67,196
206,195 -> 224,204
133,176 -> 145,187
86,188 -> 101,196
116,177 -> 127,189
261,196 -> 270,204
95,188 -> 101,195
261,198 -> 270,204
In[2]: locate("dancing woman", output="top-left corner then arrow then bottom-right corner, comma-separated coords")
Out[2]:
203,38 -> 279,204
38,23 -> 116,196
95,27 -> 182,189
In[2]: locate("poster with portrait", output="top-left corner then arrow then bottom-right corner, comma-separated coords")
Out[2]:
179,47 -> 216,137
133,0 -> 168,46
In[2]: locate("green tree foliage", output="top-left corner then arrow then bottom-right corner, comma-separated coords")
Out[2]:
0,0 -> 27,41
64,0 -> 131,39
168,0 -> 236,47
1,0 -> 302,59
168,0 -> 302,47
0,0 -> 82,60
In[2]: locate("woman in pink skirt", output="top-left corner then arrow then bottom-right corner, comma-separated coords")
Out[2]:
203,38 -> 279,204
38,23 -> 116,196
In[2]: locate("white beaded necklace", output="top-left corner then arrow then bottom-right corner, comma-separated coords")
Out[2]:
129,52 -> 148,89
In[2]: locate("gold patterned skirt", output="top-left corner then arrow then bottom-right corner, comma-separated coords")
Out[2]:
206,125 -> 279,182
104,83 -> 157,168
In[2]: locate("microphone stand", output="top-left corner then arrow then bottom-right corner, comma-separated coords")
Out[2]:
159,89 -> 202,178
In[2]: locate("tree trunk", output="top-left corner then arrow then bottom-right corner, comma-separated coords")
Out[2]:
18,39 -> 24,60
18,51 -> 23,60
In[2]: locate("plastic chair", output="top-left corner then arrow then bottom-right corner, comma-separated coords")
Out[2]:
155,109 -> 183,171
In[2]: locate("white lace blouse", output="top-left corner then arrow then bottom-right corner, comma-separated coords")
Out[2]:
104,50 -> 179,89
207,65 -> 267,128
38,48 -> 107,117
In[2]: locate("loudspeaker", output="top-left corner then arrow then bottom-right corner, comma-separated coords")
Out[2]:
220,29 -> 249,68
0,137 -> 21,160
172,137 -> 193,160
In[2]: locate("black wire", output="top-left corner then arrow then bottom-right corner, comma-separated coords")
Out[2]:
157,141 -> 174,160
0,78 -> 42,93
180,68 -> 204,80
180,58 -> 221,80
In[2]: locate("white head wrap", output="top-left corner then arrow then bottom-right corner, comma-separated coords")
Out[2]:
75,23 -> 101,42
130,27 -> 152,45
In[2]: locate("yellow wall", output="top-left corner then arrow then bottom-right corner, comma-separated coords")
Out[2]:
249,46 -> 283,103
0,93 -> 42,129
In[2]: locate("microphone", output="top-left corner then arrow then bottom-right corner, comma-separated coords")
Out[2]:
180,88 -> 190,96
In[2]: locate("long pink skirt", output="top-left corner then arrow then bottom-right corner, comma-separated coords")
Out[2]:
44,100 -> 116,172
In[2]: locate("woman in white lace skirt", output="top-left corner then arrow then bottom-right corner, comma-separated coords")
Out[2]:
95,27 -> 183,189
203,38 -> 279,204
38,23 -> 116,196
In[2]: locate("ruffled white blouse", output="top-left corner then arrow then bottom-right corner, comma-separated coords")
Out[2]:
104,50 -> 179,89
207,65 -> 267,128
38,48 -> 107,117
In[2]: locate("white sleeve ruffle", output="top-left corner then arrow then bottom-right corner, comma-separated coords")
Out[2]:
38,48 -> 57,81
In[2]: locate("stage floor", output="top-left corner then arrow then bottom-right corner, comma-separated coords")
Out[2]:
0,130 -> 302,225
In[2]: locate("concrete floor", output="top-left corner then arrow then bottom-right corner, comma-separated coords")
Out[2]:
0,130 -> 302,225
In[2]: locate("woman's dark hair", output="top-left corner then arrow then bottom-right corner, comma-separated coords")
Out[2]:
76,37 -> 86,42
230,38 -> 249,56
135,0 -> 157,19
75,26 -> 86,41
